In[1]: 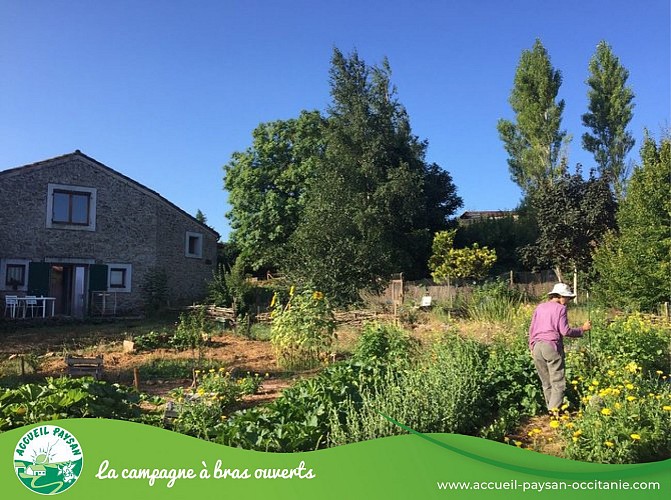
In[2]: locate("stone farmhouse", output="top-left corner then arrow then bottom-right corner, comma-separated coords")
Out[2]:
0,151 -> 219,316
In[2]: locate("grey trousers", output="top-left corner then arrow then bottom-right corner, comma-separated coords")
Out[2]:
532,341 -> 566,411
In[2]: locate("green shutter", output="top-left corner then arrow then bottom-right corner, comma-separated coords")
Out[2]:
89,264 -> 108,292
27,262 -> 51,296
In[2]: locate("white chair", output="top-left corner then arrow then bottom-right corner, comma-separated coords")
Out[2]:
4,296 -> 19,318
24,296 -> 44,318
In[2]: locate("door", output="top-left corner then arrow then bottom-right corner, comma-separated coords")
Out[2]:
72,266 -> 87,318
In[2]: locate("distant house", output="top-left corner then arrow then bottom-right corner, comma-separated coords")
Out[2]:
458,210 -> 517,226
0,151 -> 219,316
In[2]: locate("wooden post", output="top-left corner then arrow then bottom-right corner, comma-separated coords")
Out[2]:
133,368 -> 140,391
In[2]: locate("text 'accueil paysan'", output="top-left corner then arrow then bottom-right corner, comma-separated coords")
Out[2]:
13,425 -> 83,495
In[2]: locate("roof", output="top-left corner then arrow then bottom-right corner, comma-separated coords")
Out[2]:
459,210 -> 516,220
0,150 -> 219,239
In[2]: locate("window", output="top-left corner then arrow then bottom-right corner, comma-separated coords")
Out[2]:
6,264 -> 26,287
1,259 -> 29,291
107,264 -> 132,293
53,190 -> 90,224
46,184 -> 97,231
185,232 -> 203,258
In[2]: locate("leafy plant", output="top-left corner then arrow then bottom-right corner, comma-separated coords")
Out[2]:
0,377 -> 141,431
353,322 -> 418,365
270,289 -> 336,370
170,306 -> 212,351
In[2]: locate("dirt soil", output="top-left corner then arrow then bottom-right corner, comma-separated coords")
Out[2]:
0,322 -> 303,404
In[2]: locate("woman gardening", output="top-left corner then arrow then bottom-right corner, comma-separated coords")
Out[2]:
529,283 -> 591,413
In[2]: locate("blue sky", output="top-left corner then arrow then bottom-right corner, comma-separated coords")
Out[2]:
1,1 -> 668,241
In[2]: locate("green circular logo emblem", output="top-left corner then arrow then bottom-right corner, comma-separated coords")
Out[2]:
14,425 -> 83,495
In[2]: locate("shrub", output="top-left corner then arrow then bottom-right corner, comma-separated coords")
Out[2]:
556,365 -> 671,463
466,280 -> 527,324
171,306 -> 213,351
353,322 -> 418,365
329,334 -> 491,446
270,289 -> 336,370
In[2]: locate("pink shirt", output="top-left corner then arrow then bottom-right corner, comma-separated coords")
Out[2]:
528,300 -> 583,352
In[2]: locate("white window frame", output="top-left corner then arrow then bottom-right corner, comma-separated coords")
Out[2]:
46,183 -> 97,231
185,231 -> 203,259
107,263 -> 132,293
0,259 -> 30,292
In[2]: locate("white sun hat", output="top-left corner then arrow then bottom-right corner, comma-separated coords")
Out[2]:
548,283 -> 576,297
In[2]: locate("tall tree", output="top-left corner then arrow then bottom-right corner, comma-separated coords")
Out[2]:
286,49 -> 461,301
223,110 -> 326,269
591,134 -> 670,311
582,41 -> 635,201
498,39 -> 569,196
519,166 -> 617,282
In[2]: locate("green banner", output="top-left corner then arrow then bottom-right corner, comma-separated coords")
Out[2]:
2,419 -> 669,499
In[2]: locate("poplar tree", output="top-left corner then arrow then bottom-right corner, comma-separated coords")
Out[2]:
497,39 -> 569,197
582,41 -> 635,201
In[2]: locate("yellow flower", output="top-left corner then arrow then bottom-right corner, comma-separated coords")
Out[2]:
601,408 -> 612,416
591,379 -> 600,386
607,370 -> 616,377
566,422 -> 575,429
549,420 -> 560,429
561,403 -> 569,410
604,441 -> 615,448
627,396 -> 637,402
656,370 -> 664,375
625,383 -> 635,390
514,440 -> 522,447
626,362 -> 639,373
630,434 -> 641,440
270,293 -> 277,308
573,430 -> 583,438
662,406 -> 671,411
312,291 -> 324,300
289,285 -> 295,296
572,437 -> 579,443
614,402 -> 622,409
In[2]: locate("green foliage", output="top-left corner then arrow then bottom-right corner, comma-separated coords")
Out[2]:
591,134 -> 671,311
169,369 -> 262,440
497,39 -> 569,195
465,280 -> 527,324
216,361 -> 381,451
329,334 -> 491,446
568,313 -> 671,379
454,213 -> 537,273
483,331 -> 545,439
171,307 -> 212,351
521,168 -> 616,279
224,111 -> 327,270
559,363 -> 670,463
140,267 -> 169,313
131,330 -> 172,351
207,264 -> 233,307
429,229 -> 497,283
353,322 -> 418,365
224,48 -> 462,303
270,289 -> 336,370
582,41 -> 635,201
0,377 -> 141,431
555,313 -> 671,463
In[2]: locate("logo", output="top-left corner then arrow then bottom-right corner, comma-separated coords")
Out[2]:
14,425 -> 83,495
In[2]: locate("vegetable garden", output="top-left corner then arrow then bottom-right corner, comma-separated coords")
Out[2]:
1,284 -> 669,465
